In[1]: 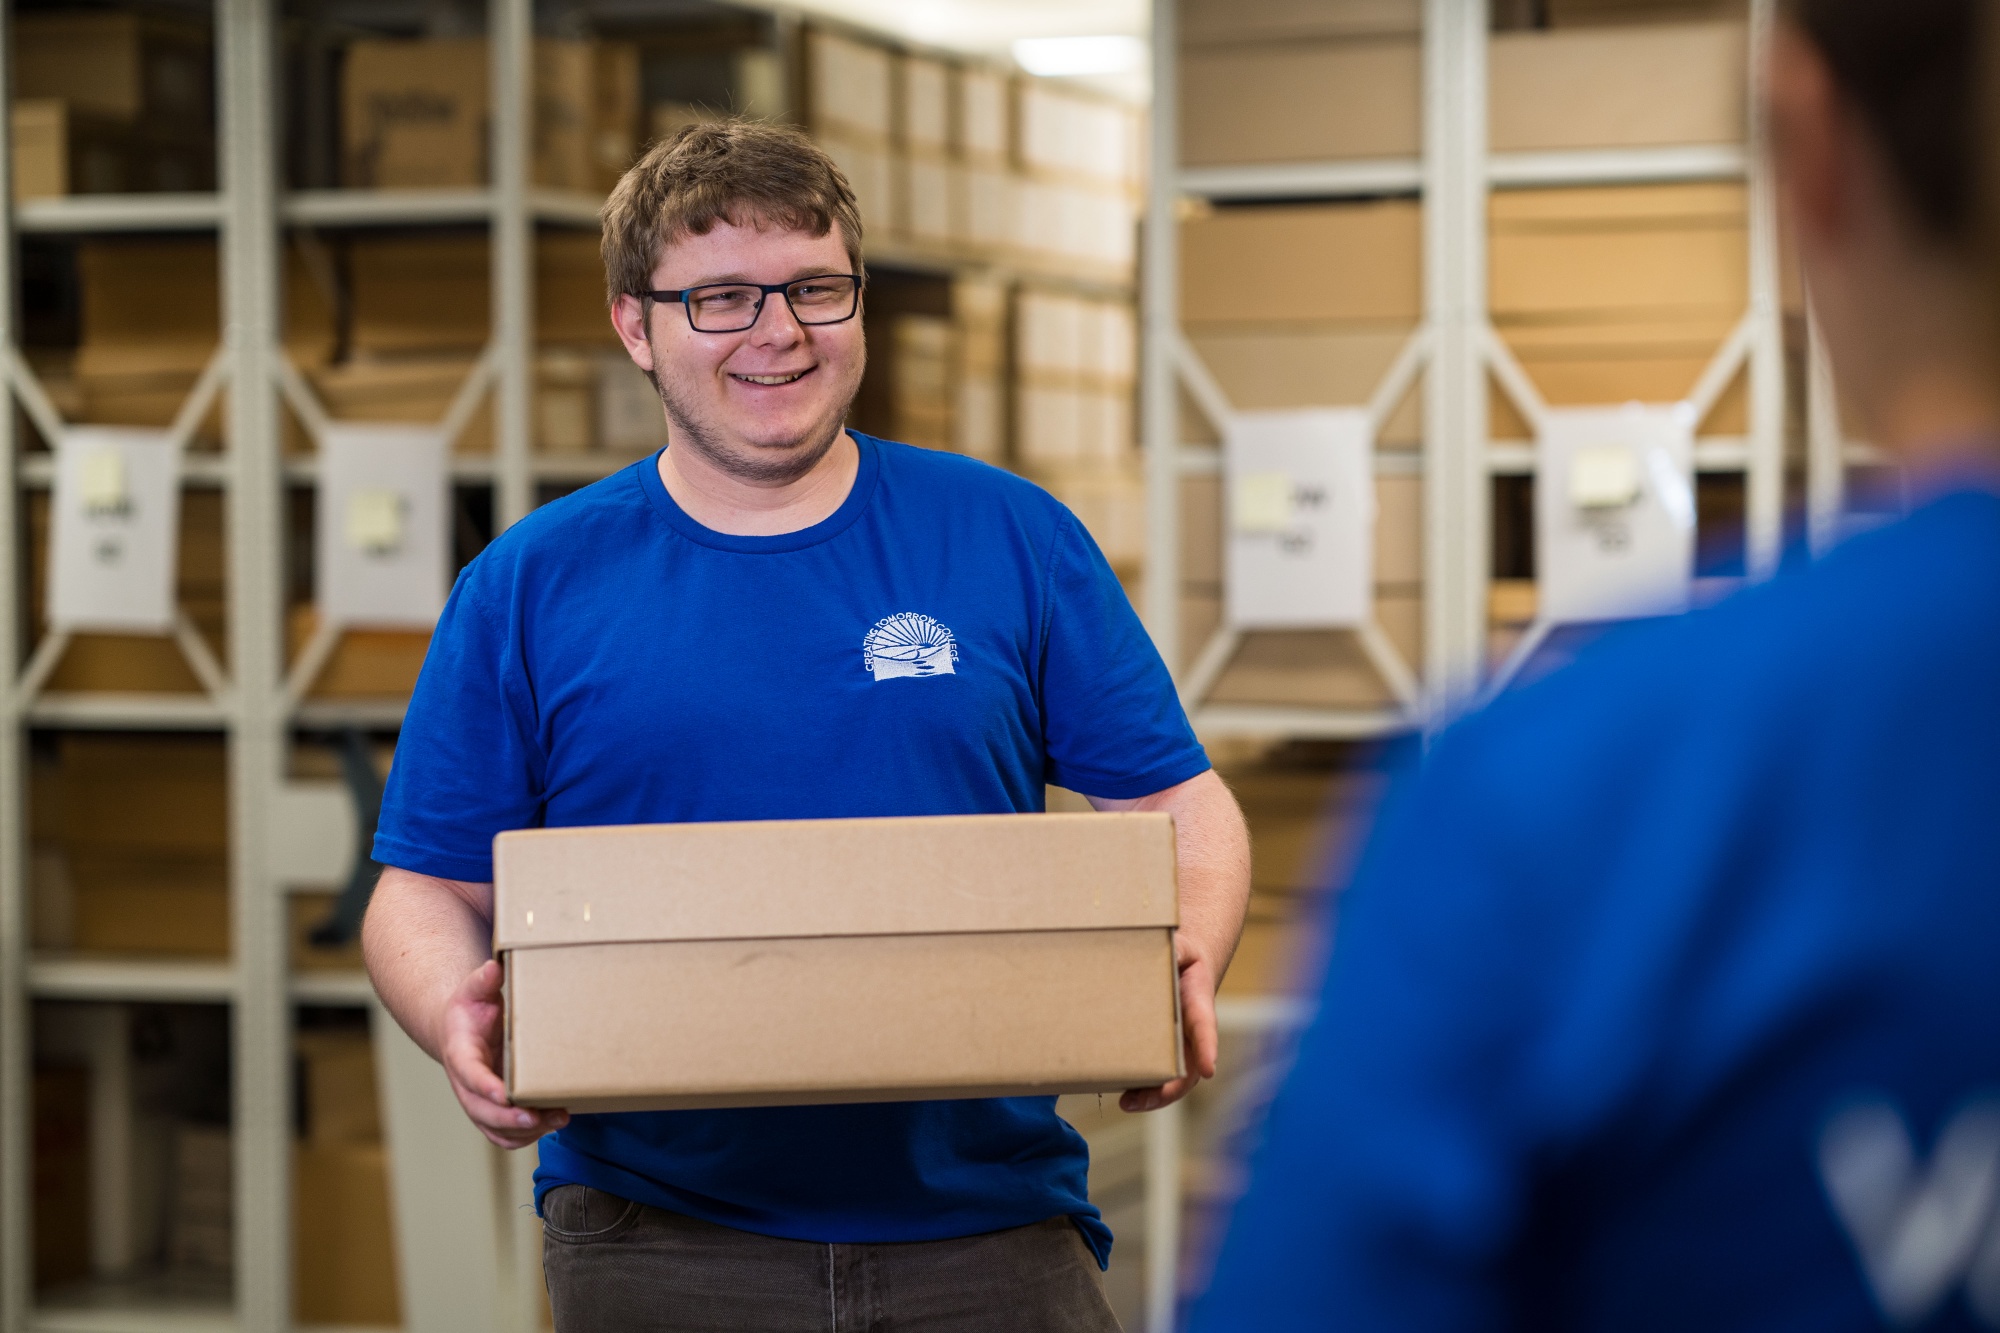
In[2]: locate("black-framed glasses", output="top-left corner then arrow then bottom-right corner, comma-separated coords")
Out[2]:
639,274 -> 863,333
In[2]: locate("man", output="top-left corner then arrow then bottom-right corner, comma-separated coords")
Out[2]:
362,120 -> 1250,1330
1195,2 -> 2000,1330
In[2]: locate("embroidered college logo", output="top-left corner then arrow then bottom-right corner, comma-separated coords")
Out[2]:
863,612 -> 959,681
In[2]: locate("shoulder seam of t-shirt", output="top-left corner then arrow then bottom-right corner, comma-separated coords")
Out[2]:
1038,506 -> 1074,653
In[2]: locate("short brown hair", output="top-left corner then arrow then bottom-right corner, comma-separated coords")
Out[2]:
599,119 -> 866,306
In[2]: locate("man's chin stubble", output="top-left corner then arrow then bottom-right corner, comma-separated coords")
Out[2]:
655,378 -> 855,487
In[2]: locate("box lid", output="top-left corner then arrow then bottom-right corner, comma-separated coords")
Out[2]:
493,812 -> 1177,950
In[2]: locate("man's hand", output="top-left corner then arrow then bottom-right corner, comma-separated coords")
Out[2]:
1122,944 -> 1221,1112
1091,768 -> 1251,1115
440,959 -> 570,1149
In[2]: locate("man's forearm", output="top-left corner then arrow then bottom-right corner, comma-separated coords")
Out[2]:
1091,768 -> 1253,978
362,867 -> 496,1061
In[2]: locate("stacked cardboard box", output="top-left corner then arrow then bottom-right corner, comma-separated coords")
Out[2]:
1177,199 -> 1425,699
287,604 -> 430,700
29,733 -> 230,957
72,237 -> 336,446
293,1026 -> 401,1324
1014,289 -> 1143,567
11,101 -> 68,200
806,30 -> 899,241
957,67 -> 1014,254
890,315 -> 955,451
1011,83 -> 1140,273
1180,4 -> 1743,168
340,36 -> 640,192
11,12 -> 215,194
898,53 -> 961,248
1488,181 -> 1749,436
952,277 -> 1008,461
25,489 -> 227,695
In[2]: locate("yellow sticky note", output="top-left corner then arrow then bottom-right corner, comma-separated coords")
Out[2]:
79,448 -> 127,512
1570,445 -> 1641,509
1232,472 -> 1294,533
346,489 -> 404,554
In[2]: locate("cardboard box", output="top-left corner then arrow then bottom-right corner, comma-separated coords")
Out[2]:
591,43 -> 641,192
958,68 -> 1010,161
308,356 -> 493,452
297,1031 -> 382,1146
818,134 -> 897,240
1181,38 -> 1420,168
902,151 -> 961,246
902,55 -> 953,151
295,1142 -> 400,1325
807,30 -> 895,141
287,605 -> 432,698
1182,0 -> 1419,45
1548,0 -> 1744,24
13,13 -> 212,132
496,814 -> 1184,1112
347,231 -> 614,356
77,237 -> 337,373
1185,328 -> 1422,445
1019,85 -> 1137,189
1490,22 -> 1747,152
12,100 -> 67,199
1182,200 -> 1422,326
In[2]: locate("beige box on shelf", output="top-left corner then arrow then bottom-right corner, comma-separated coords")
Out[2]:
11,100 -> 67,199
1182,199 -> 1423,326
497,813 -> 1184,1113
1490,22 -> 1747,152
807,29 -> 895,142
1180,38 -> 1419,168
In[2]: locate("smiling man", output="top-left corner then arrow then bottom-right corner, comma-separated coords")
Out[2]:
361,120 -> 1250,1330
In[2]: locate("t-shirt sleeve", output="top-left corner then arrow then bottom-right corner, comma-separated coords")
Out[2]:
1038,510 -> 1210,799
1190,750 -> 1544,1333
372,568 -> 546,882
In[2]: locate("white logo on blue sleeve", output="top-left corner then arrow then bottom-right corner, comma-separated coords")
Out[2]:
863,613 -> 960,681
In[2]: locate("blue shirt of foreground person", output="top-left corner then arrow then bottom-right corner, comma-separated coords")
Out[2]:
359,119 -> 1251,1317
1197,4 -> 2000,1331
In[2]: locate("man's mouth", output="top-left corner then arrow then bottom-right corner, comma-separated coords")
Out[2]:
730,369 -> 812,386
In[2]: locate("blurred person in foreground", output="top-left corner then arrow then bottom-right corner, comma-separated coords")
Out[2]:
1195,2 -> 2000,1329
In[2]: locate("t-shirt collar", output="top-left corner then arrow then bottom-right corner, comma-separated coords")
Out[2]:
634,429 -> 882,554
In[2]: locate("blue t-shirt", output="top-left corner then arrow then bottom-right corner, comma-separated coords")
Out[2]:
1196,484 -> 2000,1330
374,432 -> 1208,1262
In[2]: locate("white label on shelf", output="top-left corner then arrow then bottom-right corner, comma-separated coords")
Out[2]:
48,426 -> 181,632
1225,407 -> 1374,629
1536,403 -> 1697,625
318,424 -> 448,629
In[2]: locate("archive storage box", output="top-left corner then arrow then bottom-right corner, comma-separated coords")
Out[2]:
497,813 -> 1183,1113
805,29 -> 898,240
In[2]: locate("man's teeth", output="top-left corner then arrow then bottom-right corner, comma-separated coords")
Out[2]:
734,371 -> 807,385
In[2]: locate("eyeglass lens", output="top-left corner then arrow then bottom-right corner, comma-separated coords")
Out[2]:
686,276 -> 858,332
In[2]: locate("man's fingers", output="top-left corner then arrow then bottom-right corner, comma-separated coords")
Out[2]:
441,1027 -> 512,1105
1181,977 -> 1220,1081
1120,1075 -> 1195,1113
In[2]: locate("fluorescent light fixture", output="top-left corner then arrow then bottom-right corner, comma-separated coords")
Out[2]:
1012,35 -> 1144,78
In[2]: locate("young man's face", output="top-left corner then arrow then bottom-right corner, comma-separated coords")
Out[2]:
614,217 -> 866,486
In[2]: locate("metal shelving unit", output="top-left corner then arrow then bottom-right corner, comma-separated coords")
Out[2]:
1138,2 -> 1787,1328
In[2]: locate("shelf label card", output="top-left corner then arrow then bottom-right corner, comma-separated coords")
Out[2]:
318,424 -> 449,629
1536,403 -> 1697,625
48,427 -> 182,632
1225,407 -> 1374,630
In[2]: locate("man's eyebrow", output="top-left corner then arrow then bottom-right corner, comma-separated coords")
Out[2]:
662,267 -> 851,288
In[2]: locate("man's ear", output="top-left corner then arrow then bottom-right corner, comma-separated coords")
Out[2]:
1768,22 -> 1847,251
611,292 -> 657,374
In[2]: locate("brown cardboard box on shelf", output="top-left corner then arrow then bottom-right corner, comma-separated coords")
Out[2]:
806,29 -> 895,143
308,357 -> 493,452
297,1030 -> 382,1146
497,813 -> 1183,1112
287,605 -> 431,698
1489,22 -> 1747,152
1182,200 -> 1422,326
13,12 -> 212,133
890,315 -> 955,451
1185,328 -> 1423,445
1181,0 -> 1419,45
957,67 -> 1010,162
592,43 -> 641,191
1548,0 -> 1744,24
12,100 -> 67,199
1180,38 -> 1419,168
295,1141 -> 400,1325
348,230 -> 615,357
1490,183 -> 1748,425
901,53 -> 953,152
818,134 -> 897,241
342,37 -> 486,188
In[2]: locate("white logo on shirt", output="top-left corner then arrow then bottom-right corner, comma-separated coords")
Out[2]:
863,613 -> 959,681
1820,1096 -> 2000,1326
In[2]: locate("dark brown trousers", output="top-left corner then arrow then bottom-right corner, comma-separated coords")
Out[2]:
541,1184 -> 1124,1332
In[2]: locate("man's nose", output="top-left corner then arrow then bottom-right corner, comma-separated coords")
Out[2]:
748,289 -> 805,342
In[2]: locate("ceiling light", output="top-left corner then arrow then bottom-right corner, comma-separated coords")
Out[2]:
1011,35 -> 1145,78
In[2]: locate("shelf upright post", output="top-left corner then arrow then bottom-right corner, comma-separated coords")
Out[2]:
0,0 -> 31,1322
492,0 -> 535,529
218,0 -> 291,1324
1140,0 -> 1181,668
1744,0 -> 1786,578
1421,0 -> 1490,714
